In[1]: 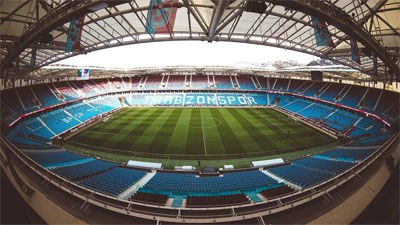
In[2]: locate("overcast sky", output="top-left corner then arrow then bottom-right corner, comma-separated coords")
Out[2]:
55,41 -> 317,69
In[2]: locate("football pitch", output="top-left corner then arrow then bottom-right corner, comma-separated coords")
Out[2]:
68,107 -> 334,159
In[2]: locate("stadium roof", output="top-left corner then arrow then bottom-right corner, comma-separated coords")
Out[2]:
1,0 -> 399,81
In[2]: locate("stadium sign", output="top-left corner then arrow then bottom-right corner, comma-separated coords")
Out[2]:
141,94 -> 258,106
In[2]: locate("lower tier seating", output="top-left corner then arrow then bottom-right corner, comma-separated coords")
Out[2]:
129,191 -> 169,206
51,160 -> 117,181
260,184 -> 295,199
292,157 -> 355,175
316,147 -> 377,161
143,170 -> 277,193
79,167 -> 147,196
186,194 -> 250,208
267,164 -> 333,189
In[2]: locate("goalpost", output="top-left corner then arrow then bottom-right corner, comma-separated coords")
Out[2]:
102,114 -> 113,123
289,115 -> 299,122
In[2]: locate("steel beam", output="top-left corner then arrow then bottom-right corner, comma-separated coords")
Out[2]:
0,0 -> 107,71
263,0 -> 398,78
208,0 -> 229,41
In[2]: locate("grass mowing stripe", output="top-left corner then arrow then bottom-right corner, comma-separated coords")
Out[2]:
231,108 -> 279,152
100,108 -> 160,149
94,108 -> 141,129
209,109 -> 245,154
130,109 -> 174,153
93,108 -> 148,134
146,108 -> 184,154
68,107 -> 335,160
267,108 -> 332,141
243,109 -> 302,149
165,109 -> 191,154
244,109 -> 286,135
200,109 -> 207,155
201,109 -> 226,155
186,109 -> 206,155
223,109 -> 262,153
89,108 -> 160,150
253,108 -> 290,133
262,109 -> 333,146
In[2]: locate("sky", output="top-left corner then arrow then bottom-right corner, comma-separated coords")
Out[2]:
55,41 -> 317,69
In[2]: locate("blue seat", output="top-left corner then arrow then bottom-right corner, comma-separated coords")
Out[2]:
79,167 -> 147,196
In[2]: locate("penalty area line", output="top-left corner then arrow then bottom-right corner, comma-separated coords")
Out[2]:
256,111 -> 288,134
200,109 -> 207,155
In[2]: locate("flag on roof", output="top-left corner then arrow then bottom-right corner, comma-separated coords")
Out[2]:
311,16 -> 334,47
78,69 -> 90,80
30,45 -> 37,68
350,38 -> 361,64
65,16 -> 85,52
145,0 -> 178,35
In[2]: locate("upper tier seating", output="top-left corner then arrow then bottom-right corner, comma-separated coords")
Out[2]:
374,89 -> 400,115
92,79 -> 111,92
190,75 -> 209,89
71,81 -> 97,97
16,86 -> 39,111
0,107 -> 17,125
338,85 -> 367,108
303,82 -> 327,97
166,75 -> 185,89
143,76 -> 162,89
143,170 -> 277,193
130,76 -> 142,89
52,82 -> 80,100
360,88 -> 382,110
109,77 -> 127,91
30,84 -> 61,107
287,79 -> 306,92
0,89 -> 23,116
214,76 -> 233,89
318,82 -> 344,102
85,80 -> 107,94
235,76 -> 256,90
79,167 -> 147,196
292,80 -> 313,93
257,77 -> 268,89
272,78 -> 289,91
372,89 -> 400,121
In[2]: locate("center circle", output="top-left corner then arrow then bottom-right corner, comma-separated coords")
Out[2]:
182,117 -> 222,129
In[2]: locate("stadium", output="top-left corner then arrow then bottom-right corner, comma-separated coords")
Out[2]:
0,1 -> 399,224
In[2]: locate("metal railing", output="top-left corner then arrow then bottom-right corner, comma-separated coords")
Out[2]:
1,132 -> 398,223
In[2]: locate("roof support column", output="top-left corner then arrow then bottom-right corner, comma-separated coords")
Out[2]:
208,0 -> 229,42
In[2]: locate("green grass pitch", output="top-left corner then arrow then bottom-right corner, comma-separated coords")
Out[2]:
68,107 -> 334,159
